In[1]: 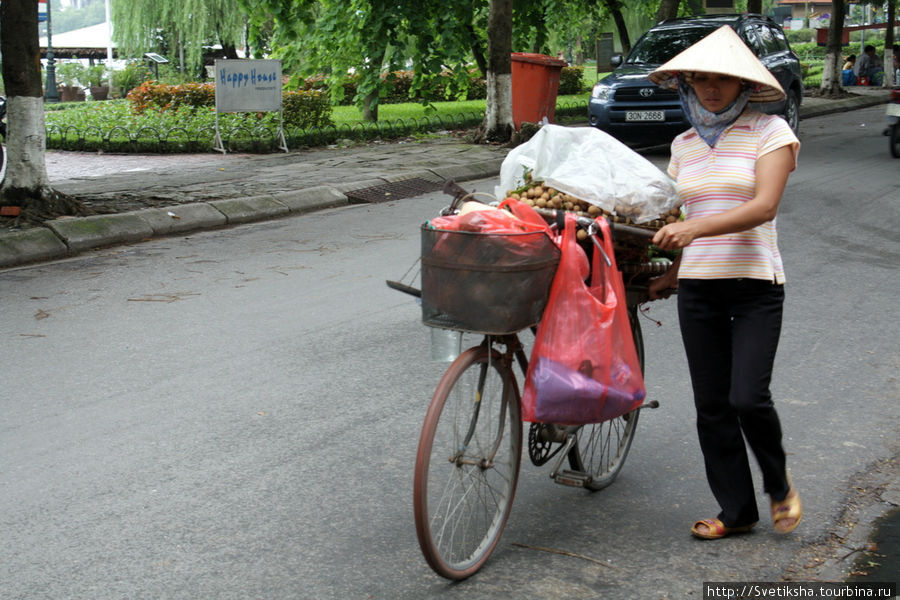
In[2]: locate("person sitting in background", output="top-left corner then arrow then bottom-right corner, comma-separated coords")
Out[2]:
842,55 -> 857,86
856,45 -> 883,86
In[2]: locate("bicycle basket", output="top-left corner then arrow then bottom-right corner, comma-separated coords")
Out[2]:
420,225 -> 561,335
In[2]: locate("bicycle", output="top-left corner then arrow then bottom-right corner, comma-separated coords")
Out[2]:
389,183 -> 668,580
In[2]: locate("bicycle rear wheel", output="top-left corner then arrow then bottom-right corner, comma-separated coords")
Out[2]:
413,343 -> 522,580
567,307 -> 645,491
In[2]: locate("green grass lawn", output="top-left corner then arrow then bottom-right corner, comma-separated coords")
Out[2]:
332,93 -> 590,124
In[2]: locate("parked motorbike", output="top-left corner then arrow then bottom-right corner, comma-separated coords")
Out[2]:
887,86 -> 900,159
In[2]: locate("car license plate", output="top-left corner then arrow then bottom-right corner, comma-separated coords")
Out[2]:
625,110 -> 665,122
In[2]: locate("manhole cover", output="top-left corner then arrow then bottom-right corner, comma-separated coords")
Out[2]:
345,178 -> 443,204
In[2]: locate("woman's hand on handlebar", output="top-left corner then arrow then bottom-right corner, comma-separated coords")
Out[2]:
647,255 -> 681,301
648,274 -> 677,300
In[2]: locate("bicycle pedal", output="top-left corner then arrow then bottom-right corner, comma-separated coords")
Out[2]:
553,470 -> 591,488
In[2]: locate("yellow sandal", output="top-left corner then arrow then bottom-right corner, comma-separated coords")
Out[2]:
771,486 -> 802,534
691,518 -> 757,540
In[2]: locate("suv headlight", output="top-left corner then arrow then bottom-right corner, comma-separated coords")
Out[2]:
591,84 -> 612,101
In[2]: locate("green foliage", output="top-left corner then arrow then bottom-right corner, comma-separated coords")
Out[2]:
282,90 -> 334,129
126,81 -> 217,113
123,82 -> 333,130
791,42 -> 827,60
110,0 -> 245,76
803,62 -> 824,87
43,94 -> 587,152
111,61 -> 153,97
247,0 -> 489,119
55,62 -> 87,87
558,66 -> 585,95
288,68 -> 488,106
784,28 -> 816,45
85,65 -> 107,87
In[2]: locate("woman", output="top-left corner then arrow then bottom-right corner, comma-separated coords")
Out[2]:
842,55 -> 857,86
646,26 -> 802,540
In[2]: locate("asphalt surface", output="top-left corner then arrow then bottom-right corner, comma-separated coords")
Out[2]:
1,88 -> 897,591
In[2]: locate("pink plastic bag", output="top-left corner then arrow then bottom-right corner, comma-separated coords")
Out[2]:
521,214 -> 646,425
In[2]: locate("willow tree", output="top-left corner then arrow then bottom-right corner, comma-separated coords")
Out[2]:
110,0 -> 246,77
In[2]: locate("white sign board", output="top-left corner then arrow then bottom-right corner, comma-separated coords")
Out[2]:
214,59 -> 282,113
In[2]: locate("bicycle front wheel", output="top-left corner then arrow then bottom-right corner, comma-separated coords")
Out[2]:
413,344 -> 522,580
567,307 -> 645,491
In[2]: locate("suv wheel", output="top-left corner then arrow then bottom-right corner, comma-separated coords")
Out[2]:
783,90 -> 800,134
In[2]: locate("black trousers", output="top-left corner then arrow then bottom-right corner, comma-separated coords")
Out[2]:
677,278 -> 791,528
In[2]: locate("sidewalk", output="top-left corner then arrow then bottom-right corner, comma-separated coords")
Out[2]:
0,87 -> 890,270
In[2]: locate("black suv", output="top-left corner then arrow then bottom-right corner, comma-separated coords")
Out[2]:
588,14 -> 803,148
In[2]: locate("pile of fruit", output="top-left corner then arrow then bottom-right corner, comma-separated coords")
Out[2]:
504,178 -> 681,230
504,176 -> 681,270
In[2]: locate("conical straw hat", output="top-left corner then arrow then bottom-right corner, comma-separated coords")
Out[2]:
649,25 -> 785,102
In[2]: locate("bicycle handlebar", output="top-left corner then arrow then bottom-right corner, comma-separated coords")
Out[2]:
441,181 -> 658,243
530,206 -> 657,241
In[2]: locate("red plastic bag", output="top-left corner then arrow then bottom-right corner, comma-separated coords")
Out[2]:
521,214 -> 646,425
427,199 -> 551,235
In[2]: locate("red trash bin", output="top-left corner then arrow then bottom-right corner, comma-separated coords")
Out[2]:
510,53 -> 568,130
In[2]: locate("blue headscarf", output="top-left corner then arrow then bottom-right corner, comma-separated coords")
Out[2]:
678,77 -> 751,147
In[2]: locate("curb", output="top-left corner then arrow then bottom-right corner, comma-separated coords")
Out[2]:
0,162 -> 501,270
799,93 -> 889,119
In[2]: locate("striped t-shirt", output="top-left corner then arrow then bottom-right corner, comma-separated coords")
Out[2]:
668,110 -> 800,284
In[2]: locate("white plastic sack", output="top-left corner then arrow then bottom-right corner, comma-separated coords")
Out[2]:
495,124 -> 679,224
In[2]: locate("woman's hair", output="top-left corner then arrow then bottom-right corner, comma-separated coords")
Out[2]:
846,54 -> 856,62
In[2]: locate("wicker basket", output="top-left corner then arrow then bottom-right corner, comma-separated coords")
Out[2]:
420,225 -> 561,335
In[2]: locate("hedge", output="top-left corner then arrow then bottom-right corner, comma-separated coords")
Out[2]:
126,81 -> 333,130
44,97 -> 589,153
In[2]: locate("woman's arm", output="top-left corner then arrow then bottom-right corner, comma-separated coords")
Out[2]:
651,144 -> 796,251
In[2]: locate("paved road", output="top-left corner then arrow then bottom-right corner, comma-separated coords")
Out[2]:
1,106 -> 897,599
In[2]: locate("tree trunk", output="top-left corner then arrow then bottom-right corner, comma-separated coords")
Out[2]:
474,0 -> 514,144
655,0 -> 681,23
0,0 -> 86,219
746,0 -> 762,14
686,0 -> 703,16
606,1 -> 631,55
362,91 -> 379,122
885,0 -> 896,87
467,21 -> 488,78
820,0 -> 845,95
221,42 -> 239,60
